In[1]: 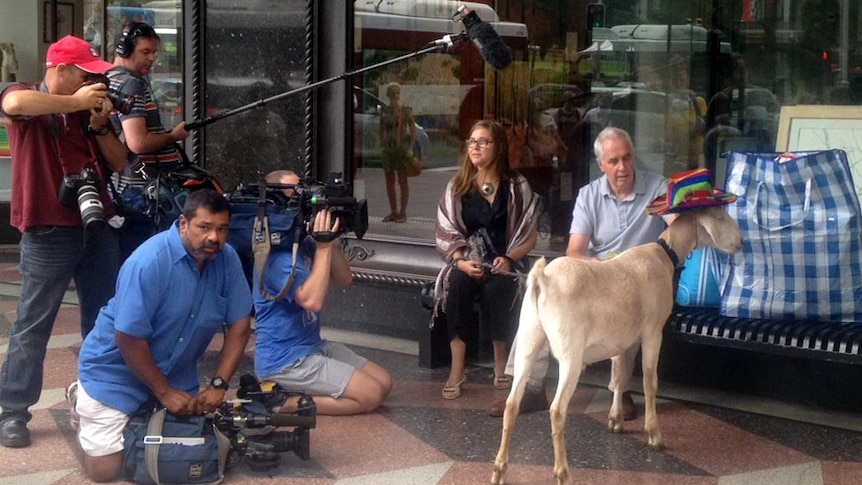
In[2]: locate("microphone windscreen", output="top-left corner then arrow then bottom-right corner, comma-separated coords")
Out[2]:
464,15 -> 513,70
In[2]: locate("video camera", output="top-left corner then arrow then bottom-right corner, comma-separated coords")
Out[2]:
85,73 -> 135,115
226,172 -> 368,247
213,374 -> 316,472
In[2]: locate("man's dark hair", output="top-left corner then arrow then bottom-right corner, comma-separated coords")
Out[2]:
182,189 -> 230,220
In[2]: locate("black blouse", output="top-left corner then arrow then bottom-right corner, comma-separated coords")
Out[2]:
461,180 -> 510,258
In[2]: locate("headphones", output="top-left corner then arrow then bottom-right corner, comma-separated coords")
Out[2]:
115,21 -> 156,58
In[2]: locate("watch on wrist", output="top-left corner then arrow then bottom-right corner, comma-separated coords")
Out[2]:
87,124 -> 110,136
210,376 -> 229,390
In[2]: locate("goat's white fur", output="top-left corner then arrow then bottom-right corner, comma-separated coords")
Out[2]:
491,206 -> 742,485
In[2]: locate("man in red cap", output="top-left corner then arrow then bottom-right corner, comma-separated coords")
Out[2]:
0,35 -> 128,448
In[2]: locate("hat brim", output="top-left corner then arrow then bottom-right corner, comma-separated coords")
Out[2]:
647,190 -> 737,215
76,59 -> 114,74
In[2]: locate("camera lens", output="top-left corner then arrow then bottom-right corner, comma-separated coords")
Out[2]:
106,90 -> 135,115
77,184 -> 106,231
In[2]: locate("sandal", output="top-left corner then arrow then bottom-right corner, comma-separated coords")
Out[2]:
442,376 -> 466,400
394,213 -> 407,223
493,374 -> 512,390
382,213 -> 399,222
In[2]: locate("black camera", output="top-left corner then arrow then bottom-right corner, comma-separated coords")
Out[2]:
227,172 -> 368,244
293,173 -> 369,242
213,375 -> 317,472
85,73 -> 135,115
58,167 -> 106,231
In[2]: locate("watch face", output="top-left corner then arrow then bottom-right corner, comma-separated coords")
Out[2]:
212,377 -> 228,389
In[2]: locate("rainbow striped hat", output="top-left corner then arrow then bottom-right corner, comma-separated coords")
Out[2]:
647,168 -> 737,215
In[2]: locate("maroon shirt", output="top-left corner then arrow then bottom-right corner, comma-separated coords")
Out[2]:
1,83 -> 115,232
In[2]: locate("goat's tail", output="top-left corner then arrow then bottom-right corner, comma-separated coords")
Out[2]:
524,257 -> 548,323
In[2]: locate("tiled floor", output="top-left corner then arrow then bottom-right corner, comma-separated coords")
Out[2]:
1,246 -> 862,484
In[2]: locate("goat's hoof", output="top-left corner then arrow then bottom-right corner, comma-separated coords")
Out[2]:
490,466 -> 506,484
648,438 -> 665,451
553,468 -> 573,485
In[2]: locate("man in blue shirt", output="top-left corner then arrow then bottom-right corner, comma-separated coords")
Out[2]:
253,170 -> 392,416
490,127 -> 673,419
71,189 -> 253,482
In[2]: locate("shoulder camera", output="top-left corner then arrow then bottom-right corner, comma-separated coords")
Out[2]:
85,73 -> 135,115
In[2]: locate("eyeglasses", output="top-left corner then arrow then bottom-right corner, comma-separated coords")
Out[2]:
465,138 -> 493,148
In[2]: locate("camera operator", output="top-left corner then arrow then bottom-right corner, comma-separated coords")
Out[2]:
69,189 -> 253,482
0,35 -> 128,449
253,170 -> 392,416
107,21 -> 190,259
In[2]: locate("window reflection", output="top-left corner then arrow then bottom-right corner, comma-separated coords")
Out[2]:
203,0 -> 308,191
353,0 -> 861,254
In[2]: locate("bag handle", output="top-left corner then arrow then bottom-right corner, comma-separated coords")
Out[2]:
145,408 -> 167,485
752,179 -> 811,231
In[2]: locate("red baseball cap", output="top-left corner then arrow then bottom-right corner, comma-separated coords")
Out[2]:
45,36 -> 113,73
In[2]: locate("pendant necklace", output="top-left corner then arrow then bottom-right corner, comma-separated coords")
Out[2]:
480,183 -> 495,197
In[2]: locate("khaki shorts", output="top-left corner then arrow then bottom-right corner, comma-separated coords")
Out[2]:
262,341 -> 367,398
76,381 -> 130,457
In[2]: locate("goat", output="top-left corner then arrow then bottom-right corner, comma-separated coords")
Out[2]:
491,205 -> 742,485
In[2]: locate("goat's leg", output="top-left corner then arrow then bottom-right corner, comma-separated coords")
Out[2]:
608,343 -> 639,433
549,351 -> 582,485
491,309 -> 545,484
640,331 -> 665,450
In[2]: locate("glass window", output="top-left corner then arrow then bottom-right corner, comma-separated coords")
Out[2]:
352,0 -> 862,254
202,0 -> 309,191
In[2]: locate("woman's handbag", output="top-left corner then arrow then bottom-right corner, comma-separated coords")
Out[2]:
403,155 -> 422,177
719,149 -> 862,322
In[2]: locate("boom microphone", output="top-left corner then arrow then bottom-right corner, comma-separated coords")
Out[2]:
456,5 -> 513,71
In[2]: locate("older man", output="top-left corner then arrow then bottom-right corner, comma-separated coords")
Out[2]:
490,127 -> 673,419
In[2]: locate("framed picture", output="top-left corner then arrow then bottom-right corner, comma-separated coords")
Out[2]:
44,2 -> 75,43
776,105 -> 862,201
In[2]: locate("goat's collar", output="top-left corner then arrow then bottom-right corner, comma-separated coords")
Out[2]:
656,239 -> 681,268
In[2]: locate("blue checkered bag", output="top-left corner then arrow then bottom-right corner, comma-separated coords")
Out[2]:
719,150 -> 862,322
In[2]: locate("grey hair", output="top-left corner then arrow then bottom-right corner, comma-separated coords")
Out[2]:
593,127 -> 635,162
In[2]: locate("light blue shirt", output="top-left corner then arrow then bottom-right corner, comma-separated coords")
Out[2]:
253,238 -> 324,378
78,221 -> 253,414
569,170 -> 669,260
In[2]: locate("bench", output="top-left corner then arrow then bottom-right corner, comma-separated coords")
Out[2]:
660,305 -> 862,412
666,305 -> 862,365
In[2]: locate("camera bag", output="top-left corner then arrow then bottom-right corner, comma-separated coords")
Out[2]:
123,407 -> 231,485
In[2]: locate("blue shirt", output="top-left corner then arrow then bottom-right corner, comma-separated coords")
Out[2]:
78,221 -> 253,414
253,238 -> 324,378
569,170 -> 669,260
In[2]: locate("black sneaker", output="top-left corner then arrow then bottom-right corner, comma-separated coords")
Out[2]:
0,419 -> 31,448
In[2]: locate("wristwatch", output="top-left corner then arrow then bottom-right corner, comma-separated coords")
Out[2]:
87,124 -> 110,136
210,376 -> 229,390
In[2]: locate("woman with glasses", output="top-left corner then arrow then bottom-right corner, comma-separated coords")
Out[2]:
432,120 -> 540,400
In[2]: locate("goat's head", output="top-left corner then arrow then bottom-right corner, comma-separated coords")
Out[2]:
690,206 -> 742,254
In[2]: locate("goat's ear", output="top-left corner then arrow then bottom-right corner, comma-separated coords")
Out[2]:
697,208 -> 720,244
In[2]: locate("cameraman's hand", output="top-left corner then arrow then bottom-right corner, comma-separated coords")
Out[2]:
75,82 -> 109,113
158,388 -> 194,415
309,210 -> 340,246
170,121 -> 190,142
89,95 -> 113,127
187,387 -> 225,415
